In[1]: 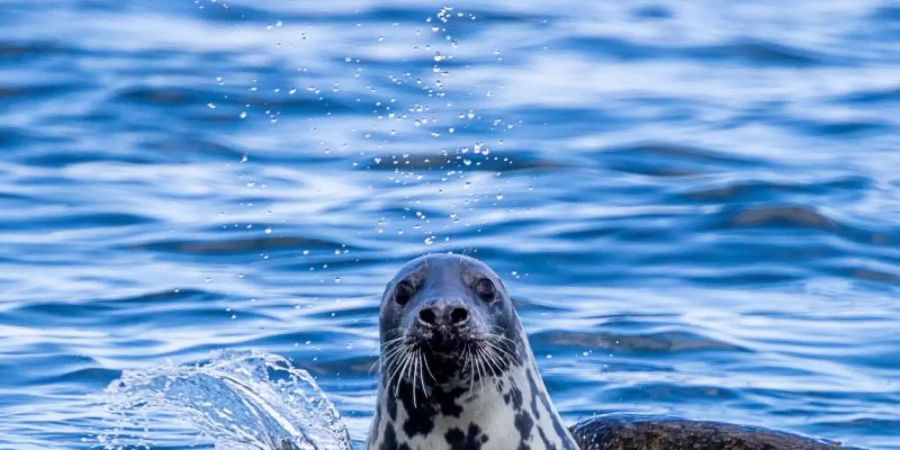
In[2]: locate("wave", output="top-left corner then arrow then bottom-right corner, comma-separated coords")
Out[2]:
100,350 -> 351,450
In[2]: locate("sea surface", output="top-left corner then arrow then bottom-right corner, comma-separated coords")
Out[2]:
1,0 -> 899,449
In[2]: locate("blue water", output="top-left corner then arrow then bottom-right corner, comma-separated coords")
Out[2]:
1,0 -> 899,448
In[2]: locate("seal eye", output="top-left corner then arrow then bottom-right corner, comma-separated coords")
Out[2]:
475,278 -> 496,302
394,280 -> 415,306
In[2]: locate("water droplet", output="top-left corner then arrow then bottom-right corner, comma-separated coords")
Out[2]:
207,102 -> 217,109
264,227 -> 272,234
239,111 -> 247,119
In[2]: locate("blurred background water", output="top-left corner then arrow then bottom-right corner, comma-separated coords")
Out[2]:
1,0 -> 899,448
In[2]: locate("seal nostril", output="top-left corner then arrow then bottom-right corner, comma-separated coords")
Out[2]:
418,308 -> 436,325
450,307 -> 469,324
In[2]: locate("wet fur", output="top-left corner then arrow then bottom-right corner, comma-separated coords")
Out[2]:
366,254 -> 578,450
366,254 -> 855,450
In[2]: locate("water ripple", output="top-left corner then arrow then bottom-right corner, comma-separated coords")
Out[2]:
1,1 -> 898,449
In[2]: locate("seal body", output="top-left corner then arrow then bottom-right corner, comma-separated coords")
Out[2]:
366,254 -> 578,450
569,415 -> 858,450
365,254 -> 861,450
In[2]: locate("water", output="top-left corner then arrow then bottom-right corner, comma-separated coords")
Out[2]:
0,0 -> 898,448
101,350 -> 350,450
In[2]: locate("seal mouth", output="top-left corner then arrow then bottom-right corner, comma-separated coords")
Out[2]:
416,325 -> 473,355
385,328 -> 518,386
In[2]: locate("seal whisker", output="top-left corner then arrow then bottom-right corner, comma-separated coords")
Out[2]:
486,330 -> 519,350
381,343 -> 410,361
485,330 -> 517,347
483,334 -> 518,362
380,336 -> 406,349
468,344 -> 479,394
478,349 -> 488,395
474,345 -> 493,375
411,348 -> 420,408
372,339 -> 409,374
383,351 -> 401,389
417,349 -> 429,400
420,349 -> 435,381
476,346 -> 497,378
394,349 -> 415,397
485,339 -> 514,358
472,345 -> 487,395
379,348 -> 406,375
385,347 -> 411,395
481,340 -> 513,365
482,345 -> 505,379
479,345 -> 505,376
485,341 -> 514,366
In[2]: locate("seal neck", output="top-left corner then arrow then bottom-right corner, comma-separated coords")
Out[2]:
367,344 -> 578,450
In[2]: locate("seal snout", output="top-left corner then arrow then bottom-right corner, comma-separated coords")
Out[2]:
412,298 -> 476,353
417,300 -> 470,328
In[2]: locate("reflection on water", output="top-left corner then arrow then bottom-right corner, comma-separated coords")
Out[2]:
0,0 -> 898,449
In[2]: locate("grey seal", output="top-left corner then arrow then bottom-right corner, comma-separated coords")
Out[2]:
366,254 -> 858,450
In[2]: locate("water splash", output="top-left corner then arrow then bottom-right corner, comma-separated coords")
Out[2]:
100,350 -> 352,450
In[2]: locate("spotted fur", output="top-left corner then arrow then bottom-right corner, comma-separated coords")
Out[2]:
365,254 -> 860,450
367,255 -> 851,450
366,254 -> 578,450
368,358 -> 577,450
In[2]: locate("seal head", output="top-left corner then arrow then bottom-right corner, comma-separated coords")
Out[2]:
366,254 -> 578,450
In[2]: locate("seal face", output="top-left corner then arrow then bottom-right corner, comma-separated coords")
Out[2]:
366,254 -> 578,450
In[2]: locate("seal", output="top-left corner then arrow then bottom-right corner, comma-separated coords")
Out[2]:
366,254 -> 858,450
366,253 -> 579,450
